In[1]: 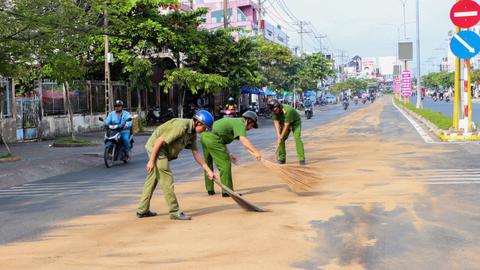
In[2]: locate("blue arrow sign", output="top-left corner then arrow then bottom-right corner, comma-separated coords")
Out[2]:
450,30 -> 480,59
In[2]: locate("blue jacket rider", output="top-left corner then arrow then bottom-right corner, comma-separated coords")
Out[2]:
105,100 -> 132,157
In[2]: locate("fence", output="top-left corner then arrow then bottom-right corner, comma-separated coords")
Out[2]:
40,81 -> 133,116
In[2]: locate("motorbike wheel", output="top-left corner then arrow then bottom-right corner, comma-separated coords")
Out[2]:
104,146 -> 115,168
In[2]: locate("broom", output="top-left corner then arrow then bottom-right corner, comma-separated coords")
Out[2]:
212,176 -> 268,212
251,148 -> 320,193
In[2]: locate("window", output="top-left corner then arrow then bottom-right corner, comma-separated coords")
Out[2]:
237,8 -> 247,22
211,9 -> 232,23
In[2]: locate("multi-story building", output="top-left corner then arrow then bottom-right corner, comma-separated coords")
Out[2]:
191,0 -> 289,46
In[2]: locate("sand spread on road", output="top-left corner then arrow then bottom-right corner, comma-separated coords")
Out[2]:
0,98 -> 461,269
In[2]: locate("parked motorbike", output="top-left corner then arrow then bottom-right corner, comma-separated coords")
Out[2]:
99,117 -> 134,168
146,106 -> 176,124
258,107 -> 271,119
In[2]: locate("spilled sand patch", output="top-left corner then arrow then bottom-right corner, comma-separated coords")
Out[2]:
0,98 -> 468,269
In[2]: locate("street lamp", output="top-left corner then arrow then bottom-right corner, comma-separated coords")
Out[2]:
415,0 -> 422,109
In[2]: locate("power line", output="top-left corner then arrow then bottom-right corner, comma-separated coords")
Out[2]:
293,21 -> 311,55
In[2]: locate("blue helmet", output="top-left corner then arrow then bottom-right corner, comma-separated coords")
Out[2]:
193,110 -> 214,130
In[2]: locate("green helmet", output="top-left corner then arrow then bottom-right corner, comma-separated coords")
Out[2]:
242,111 -> 258,129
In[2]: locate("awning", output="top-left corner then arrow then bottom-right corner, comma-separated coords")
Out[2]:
241,87 -> 260,95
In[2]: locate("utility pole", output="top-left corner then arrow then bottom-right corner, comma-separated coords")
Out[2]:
399,0 -> 407,40
415,0 -> 422,109
336,50 -> 348,82
314,34 -> 327,53
257,0 -> 263,36
294,21 -> 311,56
223,0 -> 228,28
104,9 -> 113,114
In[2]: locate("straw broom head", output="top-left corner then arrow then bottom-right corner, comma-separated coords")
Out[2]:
259,158 -> 320,193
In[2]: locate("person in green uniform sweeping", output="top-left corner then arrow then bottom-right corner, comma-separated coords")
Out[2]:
136,111 -> 216,221
267,99 -> 305,165
201,111 -> 262,197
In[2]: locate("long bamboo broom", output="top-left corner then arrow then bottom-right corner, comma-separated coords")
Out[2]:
212,176 -> 268,212
252,149 -> 320,193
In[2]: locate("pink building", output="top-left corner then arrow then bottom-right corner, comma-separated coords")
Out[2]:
190,0 -> 289,46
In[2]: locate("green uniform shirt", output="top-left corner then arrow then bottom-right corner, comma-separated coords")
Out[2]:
211,118 -> 247,144
272,104 -> 301,125
145,119 -> 197,161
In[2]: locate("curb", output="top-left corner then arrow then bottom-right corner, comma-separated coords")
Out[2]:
0,155 -> 20,163
51,142 -> 99,148
393,99 -> 480,142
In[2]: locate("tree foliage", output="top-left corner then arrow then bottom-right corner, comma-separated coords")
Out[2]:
422,72 -> 454,90
330,78 -> 368,93
160,68 -> 228,94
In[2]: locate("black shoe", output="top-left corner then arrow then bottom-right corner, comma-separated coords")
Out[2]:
170,212 -> 191,220
207,190 -> 216,196
136,211 -> 157,218
299,160 -> 306,165
277,160 -> 286,164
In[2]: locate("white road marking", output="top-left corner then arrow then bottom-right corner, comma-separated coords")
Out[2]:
392,99 -> 435,143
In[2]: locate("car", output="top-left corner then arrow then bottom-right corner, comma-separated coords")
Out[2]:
324,95 -> 337,104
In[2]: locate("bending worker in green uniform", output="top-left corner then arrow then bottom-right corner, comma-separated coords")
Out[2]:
267,99 -> 305,165
201,111 -> 262,197
137,111 -> 216,221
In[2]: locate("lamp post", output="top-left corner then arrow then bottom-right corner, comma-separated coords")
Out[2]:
415,0 -> 422,109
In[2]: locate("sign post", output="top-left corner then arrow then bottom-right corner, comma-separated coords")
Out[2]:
449,0 -> 480,132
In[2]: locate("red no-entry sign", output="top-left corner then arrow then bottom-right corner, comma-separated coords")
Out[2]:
451,0 -> 480,28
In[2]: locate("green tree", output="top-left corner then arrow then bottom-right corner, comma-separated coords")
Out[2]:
254,37 -> 293,90
124,58 -> 153,118
160,68 -> 228,117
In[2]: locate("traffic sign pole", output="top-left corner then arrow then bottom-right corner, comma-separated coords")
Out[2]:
454,20 -> 460,129
467,59 -> 473,131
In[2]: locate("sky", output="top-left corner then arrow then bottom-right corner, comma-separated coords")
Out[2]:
264,0 -> 453,75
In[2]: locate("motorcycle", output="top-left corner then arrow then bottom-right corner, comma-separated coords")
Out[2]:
146,106 -> 176,124
368,94 -> 375,103
99,117 -> 134,168
343,99 -> 349,110
220,109 -> 238,118
304,104 -> 313,119
258,106 -> 271,119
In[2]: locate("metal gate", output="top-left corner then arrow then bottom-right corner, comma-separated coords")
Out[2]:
16,97 -> 40,141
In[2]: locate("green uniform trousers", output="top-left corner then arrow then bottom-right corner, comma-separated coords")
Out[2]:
201,132 -> 233,192
137,156 -> 180,215
278,122 -> 305,162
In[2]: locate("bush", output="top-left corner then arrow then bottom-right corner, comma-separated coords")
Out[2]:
394,98 -> 452,130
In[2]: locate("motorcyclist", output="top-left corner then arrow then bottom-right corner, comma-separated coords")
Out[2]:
105,100 -> 133,159
225,97 -> 237,111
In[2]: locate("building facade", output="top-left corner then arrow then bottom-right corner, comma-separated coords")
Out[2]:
192,0 -> 289,46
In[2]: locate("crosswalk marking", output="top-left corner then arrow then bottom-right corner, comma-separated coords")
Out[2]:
399,168 -> 480,185
0,179 -> 144,198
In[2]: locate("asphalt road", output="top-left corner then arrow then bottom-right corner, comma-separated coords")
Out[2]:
0,102 -> 365,245
409,96 -> 480,123
294,98 -> 480,270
